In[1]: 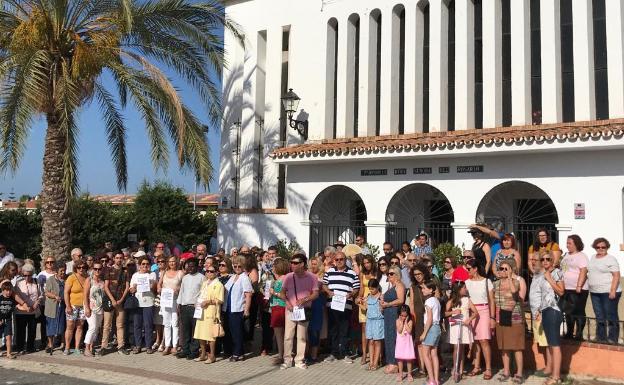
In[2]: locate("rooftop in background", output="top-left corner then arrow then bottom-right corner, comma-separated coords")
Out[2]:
0,193 -> 220,211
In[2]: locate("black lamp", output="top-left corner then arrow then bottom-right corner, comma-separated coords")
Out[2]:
281,88 -> 308,140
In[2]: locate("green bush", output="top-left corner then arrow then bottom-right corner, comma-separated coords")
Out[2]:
432,242 -> 463,276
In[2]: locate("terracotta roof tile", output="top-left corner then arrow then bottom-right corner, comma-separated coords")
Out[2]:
271,119 -> 624,159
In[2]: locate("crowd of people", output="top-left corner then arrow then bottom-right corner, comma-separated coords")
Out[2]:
0,226 -> 621,385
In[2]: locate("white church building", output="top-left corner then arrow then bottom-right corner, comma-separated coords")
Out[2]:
218,0 -> 624,263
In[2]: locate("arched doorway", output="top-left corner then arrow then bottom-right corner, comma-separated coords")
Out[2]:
476,181 -> 559,273
309,186 -> 367,255
385,184 -> 455,249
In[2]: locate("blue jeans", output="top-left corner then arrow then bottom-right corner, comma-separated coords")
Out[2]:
132,307 -> 153,348
590,292 -> 621,343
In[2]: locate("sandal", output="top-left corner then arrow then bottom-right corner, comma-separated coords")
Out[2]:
512,375 -> 523,384
543,377 -> 562,385
396,373 -> 404,383
467,367 -> 482,376
498,373 -> 510,382
483,369 -> 493,380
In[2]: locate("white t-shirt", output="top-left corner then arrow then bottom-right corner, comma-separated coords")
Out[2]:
0,252 -> 14,269
130,272 -> 157,307
424,297 -> 440,325
465,278 -> 493,305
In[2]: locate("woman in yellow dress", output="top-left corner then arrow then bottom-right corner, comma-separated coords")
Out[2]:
193,267 -> 224,363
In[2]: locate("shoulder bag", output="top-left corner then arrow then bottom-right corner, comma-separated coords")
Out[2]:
497,281 -> 513,327
293,274 -> 313,321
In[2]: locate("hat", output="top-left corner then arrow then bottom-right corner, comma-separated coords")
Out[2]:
180,252 -> 195,260
133,250 -> 146,258
342,244 -> 362,258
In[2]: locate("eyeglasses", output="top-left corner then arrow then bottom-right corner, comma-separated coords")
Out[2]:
414,272 -> 423,277
595,246 -> 607,249
334,258 -> 345,262
444,260 -> 451,264
206,269 -> 216,273
290,261 -> 303,265
45,261 -> 55,264
232,264 -> 242,268
390,261 -> 400,265
93,268 -> 102,271
540,258 -> 551,261
219,263 -> 227,267
378,262 -> 387,266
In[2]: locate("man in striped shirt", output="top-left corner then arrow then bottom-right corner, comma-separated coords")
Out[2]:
322,251 -> 360,363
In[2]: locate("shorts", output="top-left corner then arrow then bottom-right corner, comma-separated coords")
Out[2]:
541,307 -> 562,347
0,319 -> 12,337
423,324 -> 441,347
66,306 -> 86,322
270,306 -> 285,328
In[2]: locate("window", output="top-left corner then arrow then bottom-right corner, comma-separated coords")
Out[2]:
447,1 -> 455,131
560,0 -> 575,122
530,0 -> 542,124
502,0 -> 512,126
593,0 -> 609,120
325,18 -> 338,139
423,3 -> 430,133
474,0 -> 483,129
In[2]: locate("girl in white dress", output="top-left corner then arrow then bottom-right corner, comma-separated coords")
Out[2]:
445,281 -> 478,380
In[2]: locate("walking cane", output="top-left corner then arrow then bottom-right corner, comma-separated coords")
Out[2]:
453,314 -> 463,383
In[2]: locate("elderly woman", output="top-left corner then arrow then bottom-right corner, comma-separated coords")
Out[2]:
409,263 -> 430,376
381,265 -> 406,374
129,256 -> 158,354
493,260 -> 525,384
560,235 -> 589,340
83,261 -> 105,357
44,261 -> 66,355
194,265 -> 224,363
532,252 -> 565,385
224,255 -> 253,361
64,259 -> 88,355
157,255 -> 184,356
14,264 -> 41,354
588,237 -> 621,344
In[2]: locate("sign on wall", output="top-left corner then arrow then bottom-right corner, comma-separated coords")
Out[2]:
361,169 -> 388,176
574,203 -> 585,220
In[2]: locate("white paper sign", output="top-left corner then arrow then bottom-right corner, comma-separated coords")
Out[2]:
136,276 -> 150,293
263,280 -> 272,300
160,288 -> 174,308
330,292 -> 347,312
290,306 -> 306,321
193,305 -> 203,319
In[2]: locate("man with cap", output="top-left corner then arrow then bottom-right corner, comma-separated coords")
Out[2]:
279,250 -> 319,370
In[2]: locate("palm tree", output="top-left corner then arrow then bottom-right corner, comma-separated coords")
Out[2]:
0,0 -> 240,258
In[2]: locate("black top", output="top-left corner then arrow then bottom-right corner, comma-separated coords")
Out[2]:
0,295 -> 16,320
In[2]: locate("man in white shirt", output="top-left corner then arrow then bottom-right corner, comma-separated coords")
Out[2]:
0,242 -> 14,270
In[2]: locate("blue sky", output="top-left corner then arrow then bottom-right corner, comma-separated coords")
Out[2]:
0,97 -> 221,198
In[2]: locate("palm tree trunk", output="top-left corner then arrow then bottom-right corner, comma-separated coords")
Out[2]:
41,113 -> 72,259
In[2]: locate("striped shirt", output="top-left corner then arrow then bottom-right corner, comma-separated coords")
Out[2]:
323,267 -> 360,310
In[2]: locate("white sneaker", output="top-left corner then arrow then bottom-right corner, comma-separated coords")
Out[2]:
280,361 -> 292,370
343,356 -> 353,364
323,354 -> 336,363
295,362 -> 308,369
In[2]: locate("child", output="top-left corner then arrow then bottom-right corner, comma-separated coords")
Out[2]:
445,281 -> 478,382
420,281 -> 441,385
0,281 -> 29,359
395,304 -> 416,382
361,279 -> 383,371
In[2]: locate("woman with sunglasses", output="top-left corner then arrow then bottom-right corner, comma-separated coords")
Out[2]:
587,238 -> 621,345
533,252 -> 565,385
464,259 -> 495,380
216,257 -> 232,357
44,261 -> 66,354
83,262 -> 105,357
157,256 -> 184,356
193,266 -> 224,363
408,263 -> 430,376
129,256 -> 158,354
357,255 -> 377,366
377,257 -> 390,294
63,260 -> 88,355
224,255 -> 253,361
493,260 -> 525,383
381,265 -> 406,374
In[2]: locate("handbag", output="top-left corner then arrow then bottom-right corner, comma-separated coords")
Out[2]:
497,281 -> 514,327
213,317 -> 225,337
123,293 -> 139,310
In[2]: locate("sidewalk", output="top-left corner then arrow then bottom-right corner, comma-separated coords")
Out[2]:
0,348 -> 553,385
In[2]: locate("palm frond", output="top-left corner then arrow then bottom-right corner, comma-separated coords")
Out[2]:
94,81 -> 127,191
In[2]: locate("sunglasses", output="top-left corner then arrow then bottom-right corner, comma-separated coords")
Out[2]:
93,268 -> 102,271
206,269 -> 216,273
444,260 -> 451,264
78,266 -> 87,270
334,258 -> 345,262
45,261 -> 55,264
595,246 -> 607,249
378,262 -> 387,266
219,263 -> 227,267
290,261 -> 303,265
157,260 -> 166,263
540,258 -> 551,261
388,272 -> 396,276
390,261 -> 400,265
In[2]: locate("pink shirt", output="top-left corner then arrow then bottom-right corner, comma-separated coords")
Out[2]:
281,271 -> 319,308
561,252 -> 589,290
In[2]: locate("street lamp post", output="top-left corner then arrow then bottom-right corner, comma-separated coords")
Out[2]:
281,88 -> 308,140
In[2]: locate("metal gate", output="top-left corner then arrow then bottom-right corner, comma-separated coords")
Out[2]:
309,223 -> 367,256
